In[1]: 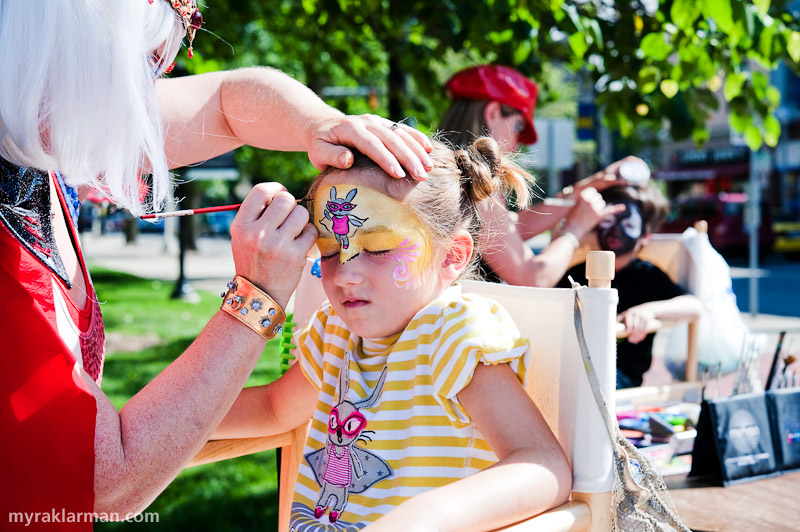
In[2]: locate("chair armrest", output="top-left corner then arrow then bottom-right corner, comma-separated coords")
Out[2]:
493,501 -> 592,532
614,317 -> 702,339
614,319 -> 665,338
615,317 -> 700,381
188,432 -> 294,467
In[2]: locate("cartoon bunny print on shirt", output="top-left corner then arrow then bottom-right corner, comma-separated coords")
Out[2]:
320,186 -> 367,250
304,353 -> 392,524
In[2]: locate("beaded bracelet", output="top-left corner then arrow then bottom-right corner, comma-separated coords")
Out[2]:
220,275 -> 286,340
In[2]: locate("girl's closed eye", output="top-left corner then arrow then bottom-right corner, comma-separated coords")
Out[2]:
365,249 -> 391,257
320,253 -> 339,262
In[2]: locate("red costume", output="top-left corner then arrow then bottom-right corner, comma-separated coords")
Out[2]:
0,159 -> 105,530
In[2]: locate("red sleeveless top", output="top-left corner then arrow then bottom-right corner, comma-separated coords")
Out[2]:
0,161 -> 101,531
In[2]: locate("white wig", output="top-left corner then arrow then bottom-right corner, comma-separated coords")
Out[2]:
0,0 -> 185,215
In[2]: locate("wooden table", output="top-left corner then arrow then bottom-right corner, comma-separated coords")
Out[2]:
665,470 -> 800,531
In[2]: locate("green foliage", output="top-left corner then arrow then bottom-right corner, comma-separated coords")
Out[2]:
186,0 -> 800,183
90,269 -> 283,530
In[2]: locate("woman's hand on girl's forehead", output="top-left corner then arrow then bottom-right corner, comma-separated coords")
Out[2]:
306,115 -> 434,181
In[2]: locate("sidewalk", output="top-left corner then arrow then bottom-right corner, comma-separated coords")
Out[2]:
82,232 -> 234,295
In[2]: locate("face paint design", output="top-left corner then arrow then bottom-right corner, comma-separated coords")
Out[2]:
386,237 -> 432,290
321,186 -> 368,251
597,201 -> 643,255
314,184 -> 434,288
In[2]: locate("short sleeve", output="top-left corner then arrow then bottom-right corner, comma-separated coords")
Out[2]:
428,294 -> 530,426
296,302 -> 333,391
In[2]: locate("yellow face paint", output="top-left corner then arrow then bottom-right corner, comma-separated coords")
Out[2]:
313,184 -> 434,289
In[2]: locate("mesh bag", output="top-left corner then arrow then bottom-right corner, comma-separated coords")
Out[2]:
573,289 -> 692,532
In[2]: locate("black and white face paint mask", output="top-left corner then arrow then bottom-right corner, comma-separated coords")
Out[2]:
597,201 -> 643,255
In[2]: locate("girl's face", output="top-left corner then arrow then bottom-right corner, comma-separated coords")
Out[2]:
313,171 -> 447,338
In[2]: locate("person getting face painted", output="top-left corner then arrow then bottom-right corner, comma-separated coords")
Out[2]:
314,184 -> 435,290
596,201 -> 643,255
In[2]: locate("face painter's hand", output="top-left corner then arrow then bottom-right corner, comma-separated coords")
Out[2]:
562,188 -> 626,240
229,183 -> 317,309
572,156 -> 644,195
307,114 -> 434,181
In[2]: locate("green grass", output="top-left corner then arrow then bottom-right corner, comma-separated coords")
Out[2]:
90,269 -> 283,530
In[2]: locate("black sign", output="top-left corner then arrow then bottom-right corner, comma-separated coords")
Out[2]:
675,146 -> 750,168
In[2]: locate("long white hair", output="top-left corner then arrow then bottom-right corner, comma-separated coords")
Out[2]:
0,0 -> 185,215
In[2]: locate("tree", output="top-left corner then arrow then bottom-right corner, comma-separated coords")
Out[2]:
188,0 -> 800,191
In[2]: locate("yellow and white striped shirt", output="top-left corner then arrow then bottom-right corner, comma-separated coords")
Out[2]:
290,286 -> 529,531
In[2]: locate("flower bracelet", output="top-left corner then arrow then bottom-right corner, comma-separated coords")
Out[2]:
220,275 -> 286,340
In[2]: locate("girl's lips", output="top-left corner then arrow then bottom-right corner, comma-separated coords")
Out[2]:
342,299 -> 369,308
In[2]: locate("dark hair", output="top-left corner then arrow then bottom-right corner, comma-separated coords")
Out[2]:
438,99 -> 521,148
310,136 -> 535,279
601,184 -> 670,234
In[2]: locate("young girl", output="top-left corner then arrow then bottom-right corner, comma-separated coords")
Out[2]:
214,137 -> 572,531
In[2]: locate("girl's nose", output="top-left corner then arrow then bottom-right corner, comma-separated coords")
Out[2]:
332,254 -> 366,286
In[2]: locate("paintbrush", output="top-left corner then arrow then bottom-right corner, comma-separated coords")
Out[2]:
733,337 -> 748,395
766,331 -> 787,390
782,354 -> 797,387
140,198 -> 314,220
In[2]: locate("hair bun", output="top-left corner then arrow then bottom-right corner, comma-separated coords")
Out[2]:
456,137 -> 533,208
456,138 -> 503,204
471,137 -> 501,175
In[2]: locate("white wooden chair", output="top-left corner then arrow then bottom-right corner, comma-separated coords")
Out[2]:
569,222 -> 707,382
191,251 -> 620,532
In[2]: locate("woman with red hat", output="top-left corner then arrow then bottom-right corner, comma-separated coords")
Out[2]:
441,64 -> 539,152
440,64 -> 636,287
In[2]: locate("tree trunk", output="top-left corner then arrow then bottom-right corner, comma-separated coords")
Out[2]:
387,48 -> 407,122
174,179 -> 199,251
124,213 -> 138,244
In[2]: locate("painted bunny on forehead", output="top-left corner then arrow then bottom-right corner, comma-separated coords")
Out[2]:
321,186 -> 368,251
304,353 -> 392,524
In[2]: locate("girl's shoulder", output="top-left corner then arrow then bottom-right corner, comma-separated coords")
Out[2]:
404,286 -> 519,338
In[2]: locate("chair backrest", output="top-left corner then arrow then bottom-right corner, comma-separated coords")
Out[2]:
637,232 -> 697,289
458,279 -> 617,494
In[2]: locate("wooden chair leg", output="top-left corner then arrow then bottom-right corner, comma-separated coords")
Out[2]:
686,320 -> 700,382
278,422 -> 311,531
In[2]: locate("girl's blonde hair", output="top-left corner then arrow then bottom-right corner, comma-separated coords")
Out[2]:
0,0 -> 185,215
311,136 -> 535,278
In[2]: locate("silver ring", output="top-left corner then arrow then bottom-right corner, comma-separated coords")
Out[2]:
389,122 -> 400,131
